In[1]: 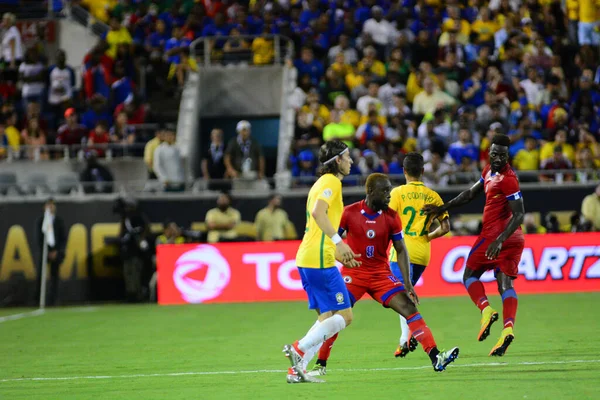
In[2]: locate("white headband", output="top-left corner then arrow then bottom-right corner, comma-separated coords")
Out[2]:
323,148 -> 349,165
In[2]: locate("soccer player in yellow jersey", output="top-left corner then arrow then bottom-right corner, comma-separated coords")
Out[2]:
283,140 -> 360,383
388,152 -> 451,358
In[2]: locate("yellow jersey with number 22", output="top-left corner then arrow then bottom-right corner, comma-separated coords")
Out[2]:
296,174 -> 344,269
389,181 -> 448,266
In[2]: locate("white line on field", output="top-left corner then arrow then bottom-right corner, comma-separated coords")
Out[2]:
1,359 -> 599,383
0,309 -> 44,324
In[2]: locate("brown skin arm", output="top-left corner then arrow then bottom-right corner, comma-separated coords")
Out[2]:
392,238 -> 419,305
427,216 -> 450,242
423,180 -> 484,217
485,197 -> 525,260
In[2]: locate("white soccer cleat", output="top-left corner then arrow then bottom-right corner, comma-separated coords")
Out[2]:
287,367 -> 325,383
433,347 -> 460,372
307,364 -> 327,377
283,344 -> 308,382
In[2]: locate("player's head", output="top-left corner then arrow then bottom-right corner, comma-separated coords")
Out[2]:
318,140 -> 352,177
490,134 -> 510,172
44,197 -> 56,215
365,173 -> 392,211
403,152 -> 424,180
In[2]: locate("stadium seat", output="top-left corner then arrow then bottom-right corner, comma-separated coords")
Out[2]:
56,174 -> 81,195
23,173 -> 51,195
234,221 -> 257,239
0,172 -> 18,196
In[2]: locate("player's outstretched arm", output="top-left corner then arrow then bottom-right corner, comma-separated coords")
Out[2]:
427,217 -> 451,242
486,198 -> 525,260
423,180 -> 484,217
312,199 -> 360,265
392,238 -> 419,305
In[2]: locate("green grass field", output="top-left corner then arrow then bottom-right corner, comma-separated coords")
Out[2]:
1,293 -> 599,400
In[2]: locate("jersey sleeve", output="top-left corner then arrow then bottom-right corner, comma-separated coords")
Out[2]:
479,164 -> 490,184
432,190 -> 450,220
315,175 -> 341,207
389,212 -> 404,241
501,175 -> 522,201
338,206 -> 349,235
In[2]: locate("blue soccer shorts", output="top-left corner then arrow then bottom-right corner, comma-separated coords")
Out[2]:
390,262 -> 427,286
298,267 -> 352,313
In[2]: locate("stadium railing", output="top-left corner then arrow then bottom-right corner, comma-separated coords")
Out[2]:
190,34 -> 294,67
0,169 -> 597,198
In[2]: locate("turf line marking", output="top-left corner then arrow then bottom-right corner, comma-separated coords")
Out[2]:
1,359 -> 599,383
0,309 -> 45,324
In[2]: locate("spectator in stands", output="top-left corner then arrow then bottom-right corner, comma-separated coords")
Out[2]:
448,128 -> 479,166
111,62 -> 134,109
251,25 -> 274,65
412,77 -> 456,116
294,110 -> 322,149
56,108 -> 87,148
323,109 -> 355,148
327,34 -> 358,65
581,184 -> 600,231
83,48 -> 112,101
19,47 -> 46,112
1,111 -> 20,156
1,13 -> 23,72
423,151 -> 452,187
153,128 -> 185,192
168,48 -> 198,89
358,149 -> 388,175
294,47 -> 324,86
48,50 -> 75,122
333,95 -> 360,127
156,220 -> 185,245
357,46 -> 386,78
21,117 -> 47,160
291,149 -> 318,186
575,147 -> 600,182
224,120 -> 265,180
114,94 -> 147,125
80,151 -> 114,194
513,135 -> 540,178
522,213 -> 547,234
362,6 -> 398,58
105,15 -> 133,59
82,94 -> 113,131
320,67 -> 351,107
35,198 -> 65,306
462,65 -> 486,108
87,121 -> 111,157
450,155 -> 480,185
302,89 -> 330,132
205,192 -> 241,243
144,128 -> 163,180
356,82 -> 385,118
165,24 -> 193,67
202,128 -> 230,192
356,110 -> 386,149
576,0 -> 600,49
255,194 -> 291,242
541,145 -> 574,182
540,129 -> 575,165
109,110 -> 136,148
201,11 -> 231,54
378,71 -> 406,114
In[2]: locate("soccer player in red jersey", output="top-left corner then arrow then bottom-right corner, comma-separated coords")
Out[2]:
424,134 -> 525,356
308,173 -> 459,374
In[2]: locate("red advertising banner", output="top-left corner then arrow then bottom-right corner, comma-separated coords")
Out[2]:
156,233 -> 600,305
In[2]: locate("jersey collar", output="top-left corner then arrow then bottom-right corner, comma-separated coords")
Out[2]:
361,200 -> 382,219
408,181 -> 425,186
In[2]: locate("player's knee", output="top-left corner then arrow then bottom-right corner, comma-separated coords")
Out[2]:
337,308 -> 353,326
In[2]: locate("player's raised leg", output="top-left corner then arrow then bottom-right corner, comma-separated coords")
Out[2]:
463,243 -> 499,342
387,292 -> 459,372
490,270 -> 517,356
